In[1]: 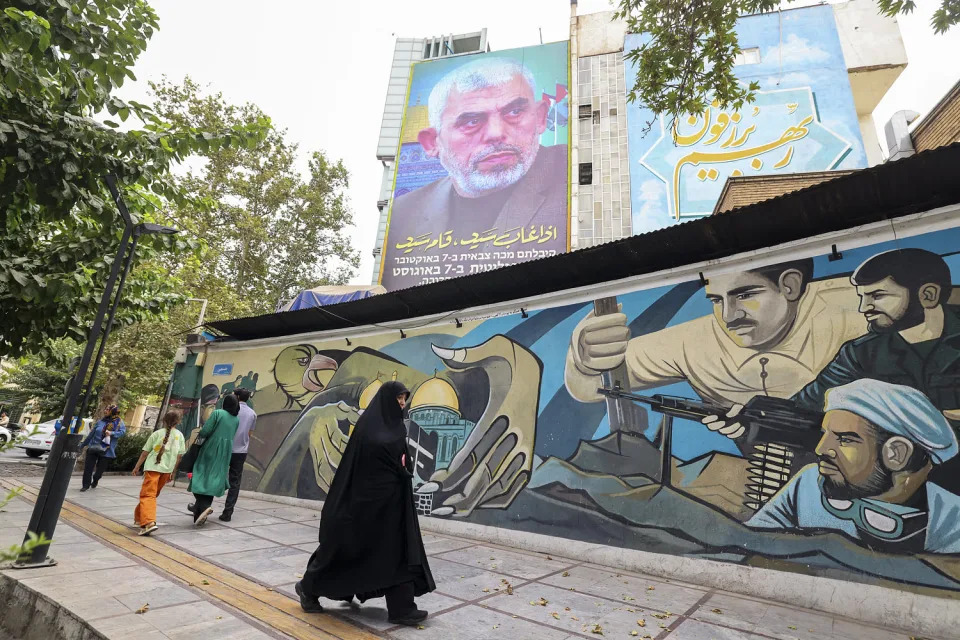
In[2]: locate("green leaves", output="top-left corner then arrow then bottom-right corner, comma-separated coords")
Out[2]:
0,0 -> 269,357
617,0 -> 958,128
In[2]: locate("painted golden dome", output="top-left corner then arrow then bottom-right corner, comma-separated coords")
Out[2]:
410,374 -> 460,416
358,374 -> 383,411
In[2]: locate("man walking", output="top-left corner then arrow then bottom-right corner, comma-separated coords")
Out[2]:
221,388 -> 256,521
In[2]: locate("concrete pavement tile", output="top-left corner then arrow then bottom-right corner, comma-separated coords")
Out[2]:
89,612 -> 164,639
158,527 -> 278,555
236,521 -> 318,544
539,565 -> 611,593
209,508 -> 288,528
246,505 -> 322,522
483,582 -> 617,635
750,602 -> 836,640
690,593 -> 770,631
427,557 -> 526,601
391,604 -> 570,640
45,593 -> 132,621
114,584 -> 201,611
830,618 -> 919,640
587,570 -> 707,614
138,600 -> 235,633
666,619 -> 764,639
293,542 -> 318,553
434,544 -> 572,580
422,533 -> 477,555
0,497 -> 35,512
207,545 -> 310,586
163,615 -> 274,640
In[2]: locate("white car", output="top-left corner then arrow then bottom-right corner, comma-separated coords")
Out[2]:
17,418 -> 92,458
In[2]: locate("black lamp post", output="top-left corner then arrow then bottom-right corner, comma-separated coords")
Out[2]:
14,175 -> 178,568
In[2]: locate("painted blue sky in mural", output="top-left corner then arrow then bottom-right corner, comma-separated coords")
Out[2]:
626,5 -> 867,232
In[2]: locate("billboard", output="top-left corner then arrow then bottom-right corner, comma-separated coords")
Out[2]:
378,41 -> 570,290
626,5 -> 867,231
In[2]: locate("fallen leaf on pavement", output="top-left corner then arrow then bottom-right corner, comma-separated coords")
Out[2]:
637,619 -> 645,627
135,604 -> 149,614
482,588 -> 490,593
658,622 -> 667,629
564,607 -> 571,611
551,612 -> 560,619
646,586 -> 655,591
546,555 -> 554,560
652,613 -> 671,619
571,616 -> 580,621
711,608 -> 723,614
590,623 -> 603,635
788,626 -> 797,630
562,571 -> 570,577
417,625 -> 425,630
201,580 -> 210,586
630,632 -> 639,637
216,616 -> 222,620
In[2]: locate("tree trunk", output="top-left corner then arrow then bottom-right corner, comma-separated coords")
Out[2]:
95,372 -> 126,420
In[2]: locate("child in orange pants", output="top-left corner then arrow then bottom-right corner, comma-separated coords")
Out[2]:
132,410 -> 186,536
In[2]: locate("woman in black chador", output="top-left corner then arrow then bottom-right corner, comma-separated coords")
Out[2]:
295,380 -> 435,626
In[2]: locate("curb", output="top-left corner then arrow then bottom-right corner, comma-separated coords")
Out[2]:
0,572 -> 106,640
236,487 -> 958,638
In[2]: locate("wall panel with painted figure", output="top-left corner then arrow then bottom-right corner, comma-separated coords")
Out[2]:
627,5 -> 867,231
196,225 -> 960,596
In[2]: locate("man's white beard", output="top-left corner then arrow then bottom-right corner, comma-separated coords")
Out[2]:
439,141 -> 540,198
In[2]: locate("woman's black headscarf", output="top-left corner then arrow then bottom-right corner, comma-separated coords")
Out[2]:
299,379 -> 435,600
222,394 -> 240,417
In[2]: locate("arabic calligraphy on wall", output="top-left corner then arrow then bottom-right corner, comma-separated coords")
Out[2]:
640,88 -> 852,219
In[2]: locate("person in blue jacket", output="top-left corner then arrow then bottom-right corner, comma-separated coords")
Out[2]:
748,379 -> 960,554
79,405 -> 126,492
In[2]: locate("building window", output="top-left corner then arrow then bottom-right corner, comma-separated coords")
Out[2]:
592,110 -> 600,125
734,47 -> 761,65
578,103 -> 592,120
579,163 -> 593,185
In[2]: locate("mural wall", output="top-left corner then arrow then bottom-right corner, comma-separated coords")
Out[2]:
626,5 -> 868,231
198,225 -> 960,596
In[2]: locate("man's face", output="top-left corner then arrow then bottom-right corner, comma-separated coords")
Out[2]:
420,75 -> 549,198
855,276 -> 924,333
705,270 -> 799,349
816,410 -> 892,500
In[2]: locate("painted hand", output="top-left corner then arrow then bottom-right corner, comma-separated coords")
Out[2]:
701,404 -> 745,439
416,335 -> 542,517
571,308 -> 630,374
307,401 -> 360,494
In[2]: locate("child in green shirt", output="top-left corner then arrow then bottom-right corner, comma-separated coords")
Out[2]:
132,411 -> 186,536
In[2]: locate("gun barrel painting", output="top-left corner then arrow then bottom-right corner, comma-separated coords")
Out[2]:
192,226 -> 960,599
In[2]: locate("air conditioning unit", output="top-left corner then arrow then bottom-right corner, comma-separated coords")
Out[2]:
174,346 -> 188,364
185,333 -> 204,345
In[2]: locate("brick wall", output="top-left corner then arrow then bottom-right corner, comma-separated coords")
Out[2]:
713,171 -> 856,214
912,81 -> 960,153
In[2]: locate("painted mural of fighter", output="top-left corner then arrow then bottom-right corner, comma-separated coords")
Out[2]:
748,379 -> 960,553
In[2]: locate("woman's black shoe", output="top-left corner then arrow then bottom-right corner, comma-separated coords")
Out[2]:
388,609 -> 428,626
295,581 -> 324,613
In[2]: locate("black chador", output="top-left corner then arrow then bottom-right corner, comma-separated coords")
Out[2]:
298,380 -> 435,620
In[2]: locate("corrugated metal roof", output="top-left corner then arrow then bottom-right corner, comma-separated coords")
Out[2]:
208,142 -> 960,341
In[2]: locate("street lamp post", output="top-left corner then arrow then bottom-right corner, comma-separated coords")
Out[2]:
76,221 -> 178,423
14,175 -> 178,568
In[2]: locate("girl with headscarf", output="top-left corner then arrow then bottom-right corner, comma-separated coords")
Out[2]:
188,394 -> 240,526
295,380 -> 435,626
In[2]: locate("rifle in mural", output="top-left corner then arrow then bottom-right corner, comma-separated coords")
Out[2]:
592,297 -> 647,436
598,386 -> 823,509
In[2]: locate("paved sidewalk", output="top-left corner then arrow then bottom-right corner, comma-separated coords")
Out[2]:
1,475 -> 942,640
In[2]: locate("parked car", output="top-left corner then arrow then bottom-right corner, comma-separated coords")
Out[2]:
0,424 -> 11,446
16,418 -> 92,458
